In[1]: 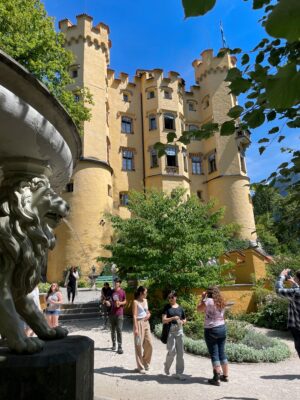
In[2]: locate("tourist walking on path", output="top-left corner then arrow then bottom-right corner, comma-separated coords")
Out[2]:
198,286 -> 228,386
132,286 -> 152,374
45,283 -> 63,328
162,291 -> 186,380
110,279 -> 127,354
276,269 -> 300,357
101,282 -> 113,327
64,266 -> 79,303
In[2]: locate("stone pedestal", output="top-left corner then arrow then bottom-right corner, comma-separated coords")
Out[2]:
0,335 -> 94,400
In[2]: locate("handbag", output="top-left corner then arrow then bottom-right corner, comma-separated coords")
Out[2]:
160,323 -> 170,344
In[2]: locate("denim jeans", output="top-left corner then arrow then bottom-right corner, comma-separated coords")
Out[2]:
204,324 -> 228,367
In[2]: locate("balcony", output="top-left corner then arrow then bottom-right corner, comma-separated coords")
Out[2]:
236,127 -> 251,148
165,166 -> 179,175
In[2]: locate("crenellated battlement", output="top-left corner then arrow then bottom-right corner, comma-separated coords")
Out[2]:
59,14 -> 111,63
193,49 -> 236,83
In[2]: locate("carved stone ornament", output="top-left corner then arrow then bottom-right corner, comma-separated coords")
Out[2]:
0,50 -> 82,353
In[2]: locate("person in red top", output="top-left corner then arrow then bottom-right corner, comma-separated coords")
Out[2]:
110,278 -> 127,354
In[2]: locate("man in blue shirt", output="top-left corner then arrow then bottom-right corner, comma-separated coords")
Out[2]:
276,269 -> 300,357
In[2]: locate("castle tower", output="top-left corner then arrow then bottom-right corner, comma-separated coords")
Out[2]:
47,15 -> 113,280
193,50 -> 256,240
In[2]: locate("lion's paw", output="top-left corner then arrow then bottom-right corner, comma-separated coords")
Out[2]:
10,337 -> 44,354
53,326 -> 68,338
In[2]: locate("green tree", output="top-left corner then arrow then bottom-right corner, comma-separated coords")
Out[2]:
0,0 -> 92,130
157,0 -> 300,188
252,183 -> 299,254
98,188 -> 236,291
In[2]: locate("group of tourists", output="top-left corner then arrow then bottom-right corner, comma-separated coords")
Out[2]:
101,280 -> 228,385
31,266 -> 300,386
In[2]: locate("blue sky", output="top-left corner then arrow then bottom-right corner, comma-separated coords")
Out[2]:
43,0 -> 298,183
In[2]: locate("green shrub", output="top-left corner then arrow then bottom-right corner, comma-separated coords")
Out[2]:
154,323 -> 290,363
38,282 -> 50,293
77,279 -> 89,288
184,315 -> 205,340
253,298 -> 288,330
226,320 -> 251,342
241,330 -> 275,350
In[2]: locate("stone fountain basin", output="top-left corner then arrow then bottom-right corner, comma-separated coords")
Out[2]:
0,50 -> 82,190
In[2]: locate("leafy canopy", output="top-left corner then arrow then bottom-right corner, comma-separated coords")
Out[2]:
252,182 -> 300,255
158,0 -> 300,189
0,0 -> 92,130
98,188 -> 237,291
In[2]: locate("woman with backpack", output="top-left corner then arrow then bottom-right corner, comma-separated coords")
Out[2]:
162,291 -> 186,380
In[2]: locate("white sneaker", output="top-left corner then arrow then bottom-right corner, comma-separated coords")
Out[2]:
172,373 -> 186,381
164,362 -> 170,375
134,368 -> 146,374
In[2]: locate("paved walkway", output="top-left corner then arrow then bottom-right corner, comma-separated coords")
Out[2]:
60,290 -> 300,400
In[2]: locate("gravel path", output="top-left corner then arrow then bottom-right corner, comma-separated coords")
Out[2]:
62,315 -> 300,400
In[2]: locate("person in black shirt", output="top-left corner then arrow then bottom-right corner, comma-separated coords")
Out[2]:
162,291 -> 186,380
64,266 -> 79,303
101,282 -> 113,327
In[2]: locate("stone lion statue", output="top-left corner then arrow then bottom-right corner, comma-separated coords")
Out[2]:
0,175 -> 69,353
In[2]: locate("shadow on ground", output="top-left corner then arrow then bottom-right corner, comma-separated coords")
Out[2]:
260,374 -> 300,380
94,366 -> 208,385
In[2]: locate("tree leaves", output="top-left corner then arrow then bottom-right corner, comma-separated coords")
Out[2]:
244,109 -> 265,129
99,188 -> 236,291
220,120 -> 236,136
227,105 -> 244,119
265,0 -> 300,42
167,131 -> 177,143
0,0 -> 92,131
265,63 -> 300,108
182,0 -> 217,17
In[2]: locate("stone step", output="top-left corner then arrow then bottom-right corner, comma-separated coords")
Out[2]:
59,312 -> 101,321
61,302 -> 99,310
61,307 -> 100,315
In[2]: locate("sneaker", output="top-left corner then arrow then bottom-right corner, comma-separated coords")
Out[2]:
164,362 -> 170,376
172,374 -> 186,381
111,344 -> 117,351
134,368 -> 146,374
117,348 -> 124,354
144,365 -> 150,371
220,375 -> 229,382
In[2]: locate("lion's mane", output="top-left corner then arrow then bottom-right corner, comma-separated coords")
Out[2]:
0,176 -> 56,295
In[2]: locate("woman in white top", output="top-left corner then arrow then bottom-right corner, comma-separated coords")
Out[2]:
132,286 -> 152,373
45,283 -> 63,328
198,286 -> 228,386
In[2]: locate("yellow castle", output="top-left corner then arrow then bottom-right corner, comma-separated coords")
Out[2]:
47,14 -> 257,282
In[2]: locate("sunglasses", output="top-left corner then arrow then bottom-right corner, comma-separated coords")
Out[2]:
168,296 -> 175,300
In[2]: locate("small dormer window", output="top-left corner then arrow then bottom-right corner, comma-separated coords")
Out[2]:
164,90 -> 172,99
123,93 -> 129,102
147,91 -> 155,99
188,102 -> 195,111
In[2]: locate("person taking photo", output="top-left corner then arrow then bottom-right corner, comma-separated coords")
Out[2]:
276,269 -> 300,358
